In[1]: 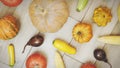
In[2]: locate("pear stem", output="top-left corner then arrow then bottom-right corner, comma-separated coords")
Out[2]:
22,44 -> 28,53
107,62 -> 112,68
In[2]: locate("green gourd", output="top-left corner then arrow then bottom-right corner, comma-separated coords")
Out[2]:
76,0 -> 88,12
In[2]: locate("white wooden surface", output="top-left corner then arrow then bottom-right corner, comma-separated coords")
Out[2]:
0,0 -> 120,68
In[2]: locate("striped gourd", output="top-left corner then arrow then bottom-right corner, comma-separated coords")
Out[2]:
0,15 -> 19,40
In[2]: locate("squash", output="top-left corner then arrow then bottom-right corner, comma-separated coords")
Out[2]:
76,0 -> 88,12
72,23 -> 93,43
93,6 -> 112,26
0,15 -> 19,40
53,39 -> 76,54
8,44 -> 15,67
29,0 -> 69,33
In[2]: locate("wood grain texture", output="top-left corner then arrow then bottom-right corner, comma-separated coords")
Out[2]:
0,0 -> 120,68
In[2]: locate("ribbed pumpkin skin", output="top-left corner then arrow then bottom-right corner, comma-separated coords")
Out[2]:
29,0 -> 69,33
0,15 -> 19,40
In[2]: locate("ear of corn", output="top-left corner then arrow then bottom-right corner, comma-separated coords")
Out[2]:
53,39 -> 76,54
98,36 -> 120,45
55,51 -> 65,68
117,4 -> 120,22
8,44 -> 15,67
76,0 -> 88,12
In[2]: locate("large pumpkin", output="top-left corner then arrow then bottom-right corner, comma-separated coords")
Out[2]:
29,0 -> 69,33
0,15 -> 19,40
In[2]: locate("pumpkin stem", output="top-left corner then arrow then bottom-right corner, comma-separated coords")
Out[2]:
77,31 -> 81,35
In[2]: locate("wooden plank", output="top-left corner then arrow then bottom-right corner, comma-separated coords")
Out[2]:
0,42 -> 9,65
0,63 -> 9,68
95,14 -> 120,68
0,0 -> 119,68
22,17 -> 78,68
66,0 -> 119,63
12,0 -> 38,68
0,3 -> 16,17
68,0 -> 94,21
63,54 -> 82,68
0,0 -> 37,68
95,22 -> 120,68
20,0 -> 93,67
106,21 -> 120,35
0,3 -> 18,67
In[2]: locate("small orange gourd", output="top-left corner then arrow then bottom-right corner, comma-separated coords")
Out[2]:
0,15 -> 19,40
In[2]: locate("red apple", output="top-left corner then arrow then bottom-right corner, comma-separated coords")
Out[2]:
81,62 -> 96,68
1,0 -> 22,7
26,53 -> 47,68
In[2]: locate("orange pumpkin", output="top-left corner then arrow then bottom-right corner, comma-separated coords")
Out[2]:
0,15 -> 19,40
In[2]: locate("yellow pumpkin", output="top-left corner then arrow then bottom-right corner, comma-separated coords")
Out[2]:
72,23 -> 93,43
0,15 -> 19,40
93,6 -> 112,26
29,0 -> 69,33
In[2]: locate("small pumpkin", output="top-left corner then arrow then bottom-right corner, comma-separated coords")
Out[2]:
72,23 -> 93,43
93,6 -> 112,26
29,0 -> 69,33
0,15 -> 19,40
